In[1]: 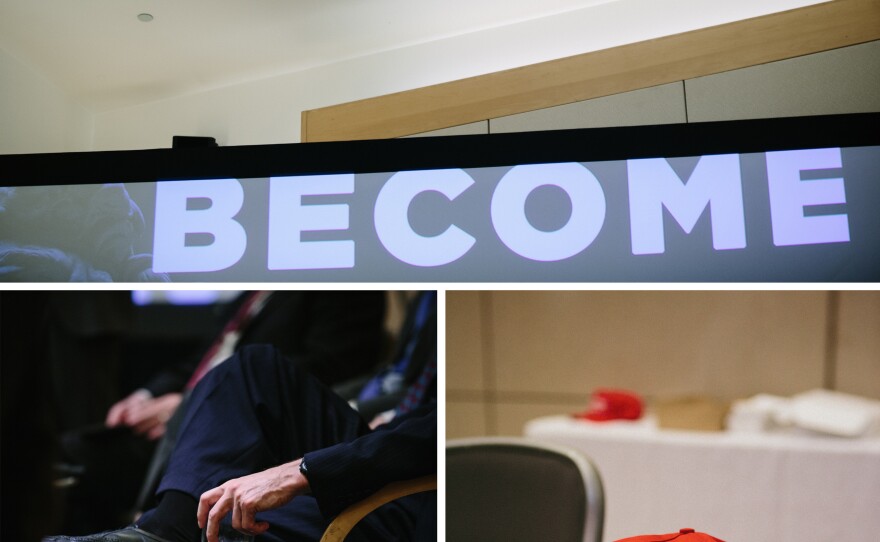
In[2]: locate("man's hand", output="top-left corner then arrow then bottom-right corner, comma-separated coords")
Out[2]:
105,389 -> 151,427
105,390 -> 183,440
197,459 -> 310,542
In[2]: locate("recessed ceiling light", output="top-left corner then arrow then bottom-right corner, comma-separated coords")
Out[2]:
137,13 -> 154,22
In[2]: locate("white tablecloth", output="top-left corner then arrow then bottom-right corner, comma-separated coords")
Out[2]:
524,415 -> 880,542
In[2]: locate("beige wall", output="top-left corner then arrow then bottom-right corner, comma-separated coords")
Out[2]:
447,290 -> 880,438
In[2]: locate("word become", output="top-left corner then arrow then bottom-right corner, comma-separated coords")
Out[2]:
152,148 -> 849,273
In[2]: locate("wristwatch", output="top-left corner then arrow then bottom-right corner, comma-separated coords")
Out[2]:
298,457 -> 309,480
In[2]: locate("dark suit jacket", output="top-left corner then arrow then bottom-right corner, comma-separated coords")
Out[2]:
304,403 -> 436,519
304,293 -> 437,538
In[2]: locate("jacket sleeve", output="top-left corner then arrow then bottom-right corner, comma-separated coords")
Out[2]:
302,404 -> 436,519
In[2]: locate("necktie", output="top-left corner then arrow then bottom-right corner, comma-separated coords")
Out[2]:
395,357 -> 437,415
185,291 -> 271,389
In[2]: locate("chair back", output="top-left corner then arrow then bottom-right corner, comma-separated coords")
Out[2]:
447,437 -> 604,542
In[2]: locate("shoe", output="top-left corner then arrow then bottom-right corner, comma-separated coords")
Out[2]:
43,526 -> 174,542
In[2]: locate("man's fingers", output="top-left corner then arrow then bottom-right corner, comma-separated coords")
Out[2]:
105,413 -> 123,427
239,505 -> 270,537
125,403 -> 154,429
232,495 -> 271,537
197,462 -> 302,540
205,494 -> 233,542
146,423 -> 166,440
106,399 -> 136,426
130,405 -> 167,435
131,417 -> 160,436
197,487 -> 224,529
231,498 -> 242,532
107,391 -> 152,427
239,500 -> 257,533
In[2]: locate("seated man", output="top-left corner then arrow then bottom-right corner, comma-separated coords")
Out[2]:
45,293 -> 437,542
60,291 -> 388,534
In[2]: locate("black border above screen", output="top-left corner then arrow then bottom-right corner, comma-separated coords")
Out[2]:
1,112 -> 879,186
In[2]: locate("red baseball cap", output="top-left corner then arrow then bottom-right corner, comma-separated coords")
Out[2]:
574,389 -> 643,421
615,528 -> 725,542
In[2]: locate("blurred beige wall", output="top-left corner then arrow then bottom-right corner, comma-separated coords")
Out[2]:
447,290 -> 880,438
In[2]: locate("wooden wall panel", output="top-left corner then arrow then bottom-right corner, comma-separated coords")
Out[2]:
302,0 -> 880,142
835,291 -> 880,398
488,291 -> 827,400
446,291 -> 486,393
446,291 -> 880,438
490,82 -> 685,133
685,40 -> 880,122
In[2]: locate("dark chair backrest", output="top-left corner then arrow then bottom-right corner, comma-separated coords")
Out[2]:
447,437 -> 604,542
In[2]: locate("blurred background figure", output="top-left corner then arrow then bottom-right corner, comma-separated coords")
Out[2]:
0,185 -> 168,282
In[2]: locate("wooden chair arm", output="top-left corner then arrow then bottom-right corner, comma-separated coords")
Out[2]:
319,475 -> 437,542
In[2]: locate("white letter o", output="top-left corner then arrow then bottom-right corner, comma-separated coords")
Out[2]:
491,163 -> 605,261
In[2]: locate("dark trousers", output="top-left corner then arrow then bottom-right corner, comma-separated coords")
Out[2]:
146,345 -> 426,542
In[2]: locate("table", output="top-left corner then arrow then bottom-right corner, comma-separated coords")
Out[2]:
524,415 -> 880,542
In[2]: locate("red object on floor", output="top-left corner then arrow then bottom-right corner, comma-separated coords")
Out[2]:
615,528 -> 726,542
574,389 -> 643,421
